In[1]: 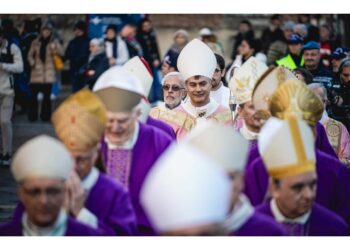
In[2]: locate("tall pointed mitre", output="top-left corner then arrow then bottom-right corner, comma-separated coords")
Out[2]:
123,56 -> 153,98
252,66 -> 298,112
229,57 -> 268,105
182,121 -> 249,173
269,78 -> 324,127
93,66 -> 144,112
52,89 -> 107,151
259,116 -> 316,179
177,39 -> 217,80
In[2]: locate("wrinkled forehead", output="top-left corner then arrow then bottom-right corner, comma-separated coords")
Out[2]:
164,75 -> 185,86
20,178 -> 65,189
106,110 -> 134,120
304,49 -> 320,56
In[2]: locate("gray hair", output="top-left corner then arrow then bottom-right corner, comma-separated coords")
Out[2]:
162,71 -> 185,86
308,83 -> 327,100
294,23 -> 308,38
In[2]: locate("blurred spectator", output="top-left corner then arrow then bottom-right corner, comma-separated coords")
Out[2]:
298,14 -> 320,42
226,37 -> 266,83
302,41 -> 333,103
169,29 -> 189,54
161,49 -> 178,76
104,24 -> 129,66
293,67 -> 314,84
231,19 -> 255,60
199,27 -> 224,56
137,18 -> 162,103
330,47 -> 350,78
267,20 -> 294,66
276,33 -> 304,70
0,27 -> 23,166
161,29 -> 189,76
1,18 -> 20,46
64,20 -> 90,92
27,25 -> 64,122
260,14 -> 284,54
330,58 -> 350,131
293,23 -> 308,40
80,38 -> 109,90
120,23 -> 143,58
16,20 -> 38,114
319,24 -> 339,69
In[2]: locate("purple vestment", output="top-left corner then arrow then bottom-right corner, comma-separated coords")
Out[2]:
256,202 -> 349,236
246,122 -> 338,169
244,150 -> 350,222
100,122 -> 173,235
11,173 -> 138,236
0,217 -> 102,236
231,211 -> 287,236
146,116 -> 176,140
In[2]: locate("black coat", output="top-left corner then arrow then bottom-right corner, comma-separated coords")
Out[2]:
80,52 -> 109,90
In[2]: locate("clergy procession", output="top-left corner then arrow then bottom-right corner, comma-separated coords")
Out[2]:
1,15 -> 350,236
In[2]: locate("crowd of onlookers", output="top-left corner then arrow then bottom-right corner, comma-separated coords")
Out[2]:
0,14 -> 349,165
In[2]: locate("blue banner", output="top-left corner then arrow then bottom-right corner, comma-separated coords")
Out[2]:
87,14 -> 144,39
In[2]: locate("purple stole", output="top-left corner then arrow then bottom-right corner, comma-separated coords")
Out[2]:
100,122 -> 173,235
244,150 -> 350,222
231,211 -> 287,236
256,202 -> 349,236
0,217 -> 102,236
146,116 -> 176,140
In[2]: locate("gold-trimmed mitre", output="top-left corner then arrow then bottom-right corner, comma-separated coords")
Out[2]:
259,116 -> 316,179
252,66 -> 298,112
269,79 -> 324,127
52,89 -> 107,151
229,57 -> 268,105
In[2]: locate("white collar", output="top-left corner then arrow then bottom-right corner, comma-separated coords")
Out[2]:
22,209 -> 68,236
320,110 -> 329,124
270,199 -> 311,224
82,167 -> 100,192
239,122 -> 259,141
223,194 -> 255,232
104,122 -> 139,150
182,99 -> 219,119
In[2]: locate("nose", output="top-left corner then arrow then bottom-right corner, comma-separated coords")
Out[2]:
38,192 -> 49,205
302,186 -> 314,200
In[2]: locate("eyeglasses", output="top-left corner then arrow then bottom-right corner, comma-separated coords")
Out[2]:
162,85 -> 184,92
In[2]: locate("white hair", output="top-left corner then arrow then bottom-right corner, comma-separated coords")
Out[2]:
308,83 -> 327,100
161,71 -> 185,86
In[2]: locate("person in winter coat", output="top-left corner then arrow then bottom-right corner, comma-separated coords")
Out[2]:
0,27 -> 23,166
27,25 -> 63,122
80,38 -> 109,90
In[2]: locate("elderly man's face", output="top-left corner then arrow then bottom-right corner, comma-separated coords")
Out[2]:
105,111 -> 137,146
71,146 -> 98,180
163,76 -> 186,109
186,76 -> 212,107
272,172 -> 317,219
304,49 -> 321,70
340,65 -> 350,87
19,178 -> 65,227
